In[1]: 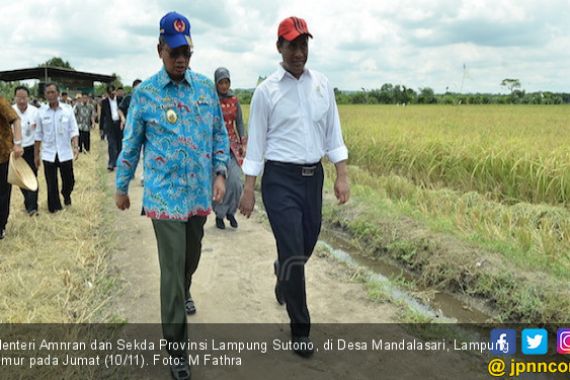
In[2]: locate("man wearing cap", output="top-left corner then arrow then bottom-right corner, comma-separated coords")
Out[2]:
115,11 -> 228,380
0,96 -> 23,240
239,16 -> 350,357
13,86 -> 40,216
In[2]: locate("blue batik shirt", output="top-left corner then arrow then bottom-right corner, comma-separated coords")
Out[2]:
116,67 -> 229,220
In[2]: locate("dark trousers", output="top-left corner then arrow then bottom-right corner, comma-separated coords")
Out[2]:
152,216 -> 206,357
79,130 -> 91,152
0,160 -> 11,230
43,155 -> 75,213
106,121 -> 122,169
262,161 -> 324,338
20,146 -> 38,213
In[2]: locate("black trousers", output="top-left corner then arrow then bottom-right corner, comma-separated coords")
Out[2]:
20,146 -> 39,213
106,121 -> 122,169
152,216 -> 206,357
0,160 -> 11,230
43,155 -> 75,213
79,130 -> 91,152
262,161 -> 323,338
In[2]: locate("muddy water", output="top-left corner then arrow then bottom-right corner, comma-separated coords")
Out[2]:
319,228 -> 491,323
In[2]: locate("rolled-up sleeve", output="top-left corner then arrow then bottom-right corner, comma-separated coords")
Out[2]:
242,87 -> 269,176
324,82 -> 348,164
116,91 -> 145,194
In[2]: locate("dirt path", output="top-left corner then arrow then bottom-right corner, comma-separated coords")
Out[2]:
107,171 -> 488,380
108,170 -> 395,324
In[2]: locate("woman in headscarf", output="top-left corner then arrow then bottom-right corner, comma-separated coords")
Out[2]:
214,67 -> 246,229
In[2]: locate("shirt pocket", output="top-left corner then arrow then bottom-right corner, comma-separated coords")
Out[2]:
58,116 -> 69,135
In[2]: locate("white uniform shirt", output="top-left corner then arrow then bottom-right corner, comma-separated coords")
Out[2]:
243,65 -> 348,176
109,97 -> 120,121
35,103 -> 79,162
12,104 -> 39,148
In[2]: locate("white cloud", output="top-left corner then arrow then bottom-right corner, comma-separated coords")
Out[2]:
0,0 -> 568,92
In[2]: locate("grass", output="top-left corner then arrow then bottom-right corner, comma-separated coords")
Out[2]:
0,134 -> 117,323
321,163 -> 570,323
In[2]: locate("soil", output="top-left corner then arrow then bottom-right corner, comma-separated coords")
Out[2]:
107,171 -> 489,380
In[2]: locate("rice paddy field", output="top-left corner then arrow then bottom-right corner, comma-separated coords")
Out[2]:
246,104 -> 570,322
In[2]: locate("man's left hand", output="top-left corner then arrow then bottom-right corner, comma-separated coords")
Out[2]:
334,176 -> 350,205
213,175 -> 226,203
12,144 -> 23,158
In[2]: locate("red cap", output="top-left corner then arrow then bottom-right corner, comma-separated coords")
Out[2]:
277,17 -> 313,41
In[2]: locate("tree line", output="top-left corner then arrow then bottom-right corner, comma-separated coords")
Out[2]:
234,85 -> 570,105
2,57 -> 568,105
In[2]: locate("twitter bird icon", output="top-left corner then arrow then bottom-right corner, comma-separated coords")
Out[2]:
522,328 -> 548,355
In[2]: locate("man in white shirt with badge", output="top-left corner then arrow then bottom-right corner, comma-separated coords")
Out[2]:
13,86 -> 40,215
34,83 -> 80,213
239,16 -> 350,358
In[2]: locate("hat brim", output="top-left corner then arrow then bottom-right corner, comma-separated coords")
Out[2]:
7,153 -> 38,191
164,34 -> 192,49
281,31 -> 313,42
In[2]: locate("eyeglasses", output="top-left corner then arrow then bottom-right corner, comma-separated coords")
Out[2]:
167,48 -> 193,59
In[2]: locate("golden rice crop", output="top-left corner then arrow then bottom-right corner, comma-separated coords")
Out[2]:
338,105 -> 570,206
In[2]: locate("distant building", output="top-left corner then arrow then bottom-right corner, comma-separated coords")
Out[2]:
0,66 -> 115,98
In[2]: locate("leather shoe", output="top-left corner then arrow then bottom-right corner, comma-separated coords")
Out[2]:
227,214 -> 238,228
170,356 -> 191,380
274,261 -> 285,305
292,336 -> 314,358
185,298 -> 196,315
215,217 -> 225,229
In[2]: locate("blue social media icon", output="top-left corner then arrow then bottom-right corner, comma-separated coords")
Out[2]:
522,328 -> 548,355
490,329 -> 516,355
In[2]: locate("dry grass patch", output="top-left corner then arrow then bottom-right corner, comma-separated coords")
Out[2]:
0,137 -> 116,322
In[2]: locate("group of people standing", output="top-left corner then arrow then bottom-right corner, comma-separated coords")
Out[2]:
114,11 -> 349,380
0,83 -> 80,235
1,10 -> 350,380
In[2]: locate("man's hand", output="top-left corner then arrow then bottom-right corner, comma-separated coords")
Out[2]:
73,146 -> 80,160
212,175 -> 226,203
239,188 -> 255,218
12,144 -> 23,158
115,193 -> 130,210
334,176 -> 350,204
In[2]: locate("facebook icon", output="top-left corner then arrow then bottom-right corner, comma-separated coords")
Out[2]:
490,329 -> 517,355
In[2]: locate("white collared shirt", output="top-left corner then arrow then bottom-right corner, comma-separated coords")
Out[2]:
12,103 -> 39,148
109,97 -> 120,121
35,102 -> 79,162
242,65 -> 348,176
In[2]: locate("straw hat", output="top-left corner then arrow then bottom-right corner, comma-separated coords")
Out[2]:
7,152 -> 38,191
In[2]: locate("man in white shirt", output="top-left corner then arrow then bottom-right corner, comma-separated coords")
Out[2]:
239,16 -> 350,357
13,86 -> 40,215
34,83 -> 80,213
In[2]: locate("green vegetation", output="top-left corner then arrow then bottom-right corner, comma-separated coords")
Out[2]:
314,104 -> 570,323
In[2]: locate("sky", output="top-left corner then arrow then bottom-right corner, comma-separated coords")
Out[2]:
1,0 -> 569,93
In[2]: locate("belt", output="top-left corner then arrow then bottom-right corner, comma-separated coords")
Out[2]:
266,160 -> 321,177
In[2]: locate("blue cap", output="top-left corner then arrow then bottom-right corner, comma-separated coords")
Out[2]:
160,11 -> 193,49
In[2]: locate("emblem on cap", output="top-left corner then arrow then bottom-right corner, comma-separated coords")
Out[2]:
166,109 -> 177,124
174,19 -> 186,32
